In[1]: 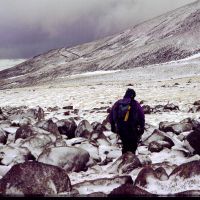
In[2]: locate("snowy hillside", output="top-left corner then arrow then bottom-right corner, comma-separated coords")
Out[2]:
0,59 -> 26,71
0,0 -> 200,89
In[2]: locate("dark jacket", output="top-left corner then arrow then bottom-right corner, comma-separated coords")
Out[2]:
109,97 -> 145,137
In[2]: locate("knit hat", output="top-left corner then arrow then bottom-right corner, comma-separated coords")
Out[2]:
123,88 -> 136,99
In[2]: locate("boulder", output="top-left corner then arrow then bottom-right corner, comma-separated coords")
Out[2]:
108,152 -> 141,174
15,125 -> 35,141
154,167 -> 168,181
188,106 -> 200,113
9,115 -> 32,127
186,129 -> 200,155
109,184 -> 157,197
75,120 -> 93,139
56,118 -> 77,139
143,129 -> 174,148
159,121 -> 193,134
35,119 -> 61,138
63,106 -> 73,110
74,141 -> 101,162
8,107 -> 45,126
0,161 -> 72,196
73,175 -> 133,195
0,128 -> 7,144
20,134 -> 53,159
86,192 -> 107,197
38,146 -> 90,173
170,160 -> 200,178
0,145 -> 31,166
163,103 -> 179,111
102,115 -> 111,131
134,166 -> 168,188
142,105 -> 152,114
194,100 -> 200,106
180,118 -> 200,130
153,105 -> 165,113
148,141 -> 163,153
173,190 -> 200,197
91,122 -> 107,133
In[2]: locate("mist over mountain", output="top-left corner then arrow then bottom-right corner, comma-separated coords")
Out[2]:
0,0 -> 200,89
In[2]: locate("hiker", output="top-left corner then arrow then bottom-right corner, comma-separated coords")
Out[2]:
109,88 -> 145,154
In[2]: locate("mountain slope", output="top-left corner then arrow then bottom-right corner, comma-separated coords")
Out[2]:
0,0 -> 200,89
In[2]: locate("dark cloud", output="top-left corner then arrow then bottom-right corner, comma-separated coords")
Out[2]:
0,0 -> 196,59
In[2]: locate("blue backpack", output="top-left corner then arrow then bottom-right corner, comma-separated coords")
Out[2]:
113,99 -> 132,125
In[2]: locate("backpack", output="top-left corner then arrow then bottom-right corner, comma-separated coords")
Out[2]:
113,99 -> 132,125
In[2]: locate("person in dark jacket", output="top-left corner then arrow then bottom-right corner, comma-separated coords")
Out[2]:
109,88 -> 145,154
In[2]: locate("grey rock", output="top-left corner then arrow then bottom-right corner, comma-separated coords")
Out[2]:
75,120 -> 93,139
38,146 -> 90,173
56,118 -> 77,139
0,161 -> 72,196
148,141 -> 163,153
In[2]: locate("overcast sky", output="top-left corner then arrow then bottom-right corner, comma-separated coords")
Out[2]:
0,0 -> 196,59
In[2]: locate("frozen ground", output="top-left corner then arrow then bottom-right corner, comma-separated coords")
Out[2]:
0,60 -> 200,195
1,60 -> 200,126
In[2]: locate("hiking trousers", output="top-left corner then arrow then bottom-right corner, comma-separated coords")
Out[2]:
119,130 -> 139,154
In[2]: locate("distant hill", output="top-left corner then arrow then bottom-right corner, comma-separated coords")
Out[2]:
0,0 -> 200,89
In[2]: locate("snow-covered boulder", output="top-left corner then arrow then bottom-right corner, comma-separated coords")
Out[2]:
102,115 -> 111,131
0,161 -> 72,196
74,141 -> 101,162
143,129 -> 174,148
38,146 -> 90,173
35,119 -> 61,138
148,141 -> 163,153
134,166 -> 168,188
75,120 -> 93,139
8,107 -> 44,126
163,103 -> 179,111
0,145 -> 31,166
159,121 -> 193,134
91,122 -> 107,133
170,160 -> 200,178
108,152 -> 141,174
56,118 -> 77,139
19,134 -> 53,159
73,175 -> 133,196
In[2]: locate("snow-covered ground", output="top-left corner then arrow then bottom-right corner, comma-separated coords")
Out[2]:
0,59 -> 26,71
0,60 -> 200,195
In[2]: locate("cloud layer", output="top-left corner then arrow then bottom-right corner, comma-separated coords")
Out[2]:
0,0 -> 195,59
